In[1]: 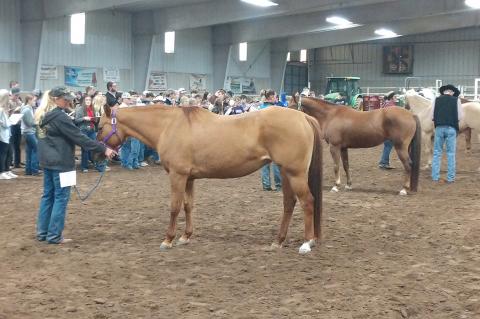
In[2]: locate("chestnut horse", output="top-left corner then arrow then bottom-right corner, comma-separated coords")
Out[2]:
291,95 -> 421,195
96,105 -> 323,254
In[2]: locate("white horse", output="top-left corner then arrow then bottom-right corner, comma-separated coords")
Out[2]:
405,89 -> 479,167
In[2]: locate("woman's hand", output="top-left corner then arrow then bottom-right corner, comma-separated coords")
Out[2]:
104,148 -> 117,159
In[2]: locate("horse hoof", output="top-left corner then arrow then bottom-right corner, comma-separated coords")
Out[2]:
330,186 -> 339,193
160,242 -> 173,251
344,185 -> 352,190
399,189 -> 408,196
298,242 -> 312,254
177,236 -> 190,246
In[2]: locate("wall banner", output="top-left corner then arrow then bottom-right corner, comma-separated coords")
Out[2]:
40,65 -> 58,80
103,67 -> 120,82
64,66 -> 97,87
148,71 -> 168,91
189,74 -> 207,92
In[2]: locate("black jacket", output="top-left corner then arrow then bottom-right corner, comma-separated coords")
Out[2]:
37,108 -> 106,171
106,91 -> 120,107
433,95 -> 459,132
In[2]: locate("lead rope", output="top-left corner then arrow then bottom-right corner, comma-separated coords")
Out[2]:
73,169 -> 106,203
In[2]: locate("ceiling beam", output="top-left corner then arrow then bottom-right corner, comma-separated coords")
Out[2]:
41,0 -> 148,19
229,0 -> 475,44
286,10 -> 480,51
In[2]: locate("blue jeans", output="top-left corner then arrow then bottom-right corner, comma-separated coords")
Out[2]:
261,163 -> 282,190
128,138 -> 140,168
80,129 -> 106,172
120,138 -> 131,167
36,168 -> 71,243
379,140 -> 393,166
24,133 -> 39,175
138,142 -> 145,162
432,126 -> 457,182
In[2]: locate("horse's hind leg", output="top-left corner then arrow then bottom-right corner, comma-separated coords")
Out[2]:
395,144 -> 411,196
272,170 -> 297,248
178,179 -> 195,245
340,148 -> 352,190
330,145 -> 341,192
160,172 -> 188,250
286,173 -> 316,254
464,128 -> 472,152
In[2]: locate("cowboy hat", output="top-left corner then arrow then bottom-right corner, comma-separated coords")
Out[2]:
439,84 -> 460,97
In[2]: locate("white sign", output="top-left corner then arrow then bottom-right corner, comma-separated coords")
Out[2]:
59,171 -> 77,188
190,74 -> 207,92
103,67 -> 120,82
40,65 -> 58,80
148,71 -> 167,91
224,77 -> 256,94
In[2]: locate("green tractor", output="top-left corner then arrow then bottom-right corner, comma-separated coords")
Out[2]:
324,77 -> 363,110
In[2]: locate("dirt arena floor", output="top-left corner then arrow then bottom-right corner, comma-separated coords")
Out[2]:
1,136 -> 480,319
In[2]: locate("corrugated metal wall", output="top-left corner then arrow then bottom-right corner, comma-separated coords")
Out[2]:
149,27 -> 213,91
38,11 -> 132,91
225,40 -> 271,92
310,27 -> 480,95
0,0 -> 21,87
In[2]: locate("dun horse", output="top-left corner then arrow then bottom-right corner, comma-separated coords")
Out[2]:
291,95 -> 421,195
96,105 -> 323,254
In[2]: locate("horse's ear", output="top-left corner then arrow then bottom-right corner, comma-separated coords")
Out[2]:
103,104 -> 111,117
291,92 -> 298,104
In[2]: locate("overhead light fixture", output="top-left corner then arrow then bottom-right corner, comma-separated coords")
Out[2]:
374,28 -> 399,38
465,0 -> 480,8
326,16 -> 352,26
241,0 -> 278,7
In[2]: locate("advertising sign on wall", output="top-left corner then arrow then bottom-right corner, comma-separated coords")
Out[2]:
148,71 -> 168,91
224,77 -> 256,94
189,74 -> 207,92
40,65 -> 58,80
64,66 -> 97,87
103,67 -> 120,82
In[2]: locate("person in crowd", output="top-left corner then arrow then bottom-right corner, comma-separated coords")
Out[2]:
32,89 -> 42,111
431,84 -> 463,183
378,91 -> 398,170
21,94 -> 40,176
226,96 -> 246,115
117,92 -> 141,170
74,95 -> 107,173
209,89 -> 228,114
85,86 -> 96,98
34,86 -> 116,244
9,87 -> 23,169
176,88 -> 187,105
179,96 -> 190,107
92,93 -> 106,119
334,92 -> 348,105
164,90 -> 175,106
106,81 -> 121,108
0,90 -> 16,179
259,89 -> 282,191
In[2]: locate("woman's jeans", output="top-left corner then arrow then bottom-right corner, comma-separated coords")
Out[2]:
261,163 -> 282,190
0,141 -> 10,173
36,168 -> 71,244
24,133 -> 39,175
432,125 -> 457,182
379,140 -> 393,166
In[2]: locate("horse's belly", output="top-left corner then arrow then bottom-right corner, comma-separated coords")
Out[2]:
191,159 -> 267,179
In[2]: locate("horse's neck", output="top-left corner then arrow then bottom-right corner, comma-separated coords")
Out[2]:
117,107 -> 172,147
408,96 -> 432,114
303,100 -> 332,122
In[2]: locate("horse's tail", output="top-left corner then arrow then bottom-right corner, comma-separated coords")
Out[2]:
305,115 -> 323,240
409,115 -> 422,192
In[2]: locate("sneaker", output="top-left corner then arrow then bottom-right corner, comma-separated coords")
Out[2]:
104,166 -> 111,172
6,171 -> 18,178
140,161 -> 149,167
58,238 -> 73,244
82,169 -> 88,173
378,164 -> 394,170
0,172 -> 12,180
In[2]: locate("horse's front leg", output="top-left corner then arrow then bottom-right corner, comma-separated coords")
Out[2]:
330,145 -> 341,192
340,148 -> 352,190
177,180 -> 195,245
160,172 -> 188,250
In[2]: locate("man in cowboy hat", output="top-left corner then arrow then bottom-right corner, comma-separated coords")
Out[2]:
430,84 -> 463,183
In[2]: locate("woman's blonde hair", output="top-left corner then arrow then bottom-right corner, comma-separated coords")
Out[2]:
92,94 -> 106,116
0,89 -> 9,111
34,90 -> 56,124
